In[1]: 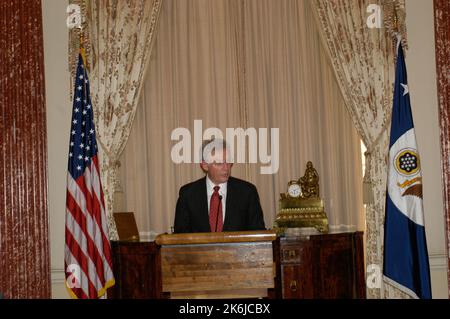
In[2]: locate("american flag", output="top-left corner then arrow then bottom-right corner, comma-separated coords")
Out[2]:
65,51 -> 115,299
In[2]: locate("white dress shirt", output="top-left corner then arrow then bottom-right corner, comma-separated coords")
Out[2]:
206,176 -> 227,222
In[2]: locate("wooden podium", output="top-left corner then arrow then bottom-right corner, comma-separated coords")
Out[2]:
109,231 -> 365,299
155,230 -> 277,299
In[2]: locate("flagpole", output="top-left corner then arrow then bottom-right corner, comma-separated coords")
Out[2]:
65,22 -> 115,298
392,11 -> 401,53
78,26 -> 88,69
78,28 -> 89,108
381,9 -> 400,301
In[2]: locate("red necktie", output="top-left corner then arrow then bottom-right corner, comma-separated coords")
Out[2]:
209,186 -> 223,232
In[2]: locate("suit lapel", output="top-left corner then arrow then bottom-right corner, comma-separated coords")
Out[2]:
223,177 -> 237,230
196,177 -> 210,231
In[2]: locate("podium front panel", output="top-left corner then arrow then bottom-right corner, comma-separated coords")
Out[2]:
160,241 -> 275,299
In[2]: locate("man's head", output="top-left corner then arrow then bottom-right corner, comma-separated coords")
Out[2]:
200,139 -> 233,185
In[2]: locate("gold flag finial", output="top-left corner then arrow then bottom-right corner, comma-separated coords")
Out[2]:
393,11 -> 398,32
79,30 -> 84,47
79,29 -> 88,69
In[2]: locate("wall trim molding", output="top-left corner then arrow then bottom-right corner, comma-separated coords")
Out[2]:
429,253 -> 448,270
51,254 -> 448,286
51,269 -> 66,285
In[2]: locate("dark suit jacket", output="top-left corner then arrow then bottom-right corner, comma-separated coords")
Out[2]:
174,176 -> 266,233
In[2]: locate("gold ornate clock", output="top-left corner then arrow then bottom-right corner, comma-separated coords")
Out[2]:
274,161 -> 329,234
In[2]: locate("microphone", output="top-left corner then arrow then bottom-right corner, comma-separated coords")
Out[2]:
215,195 -> 223,232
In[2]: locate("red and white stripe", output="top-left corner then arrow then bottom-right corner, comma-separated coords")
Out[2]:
65,155 -> 114,299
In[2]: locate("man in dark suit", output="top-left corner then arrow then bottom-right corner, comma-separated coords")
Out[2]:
174,139 -> 265,233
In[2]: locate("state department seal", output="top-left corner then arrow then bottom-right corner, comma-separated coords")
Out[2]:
394,148 -> 420,176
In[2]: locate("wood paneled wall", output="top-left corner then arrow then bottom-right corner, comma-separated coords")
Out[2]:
434,0 -> 450,298
0,0 -> 50,298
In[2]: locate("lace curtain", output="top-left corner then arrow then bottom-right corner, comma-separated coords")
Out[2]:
313,0 -> 409,298
69,0 -> 163,239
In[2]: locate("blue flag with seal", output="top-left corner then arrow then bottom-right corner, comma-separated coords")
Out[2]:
383,40 -> 432,299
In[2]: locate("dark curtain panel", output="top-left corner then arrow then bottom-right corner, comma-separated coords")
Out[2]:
434,0 -> 450,298
0,0 -> 50,298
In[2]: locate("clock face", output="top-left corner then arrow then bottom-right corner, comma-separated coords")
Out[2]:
288,183 -> 301,198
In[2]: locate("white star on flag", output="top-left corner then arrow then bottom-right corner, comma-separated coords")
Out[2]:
401,83 -> 409,96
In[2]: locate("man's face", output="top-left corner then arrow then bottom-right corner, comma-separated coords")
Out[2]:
200,148 -> 233,185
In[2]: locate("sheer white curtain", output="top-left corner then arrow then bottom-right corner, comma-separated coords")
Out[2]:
118,0 -> 364,238
242,0 -> 364,231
